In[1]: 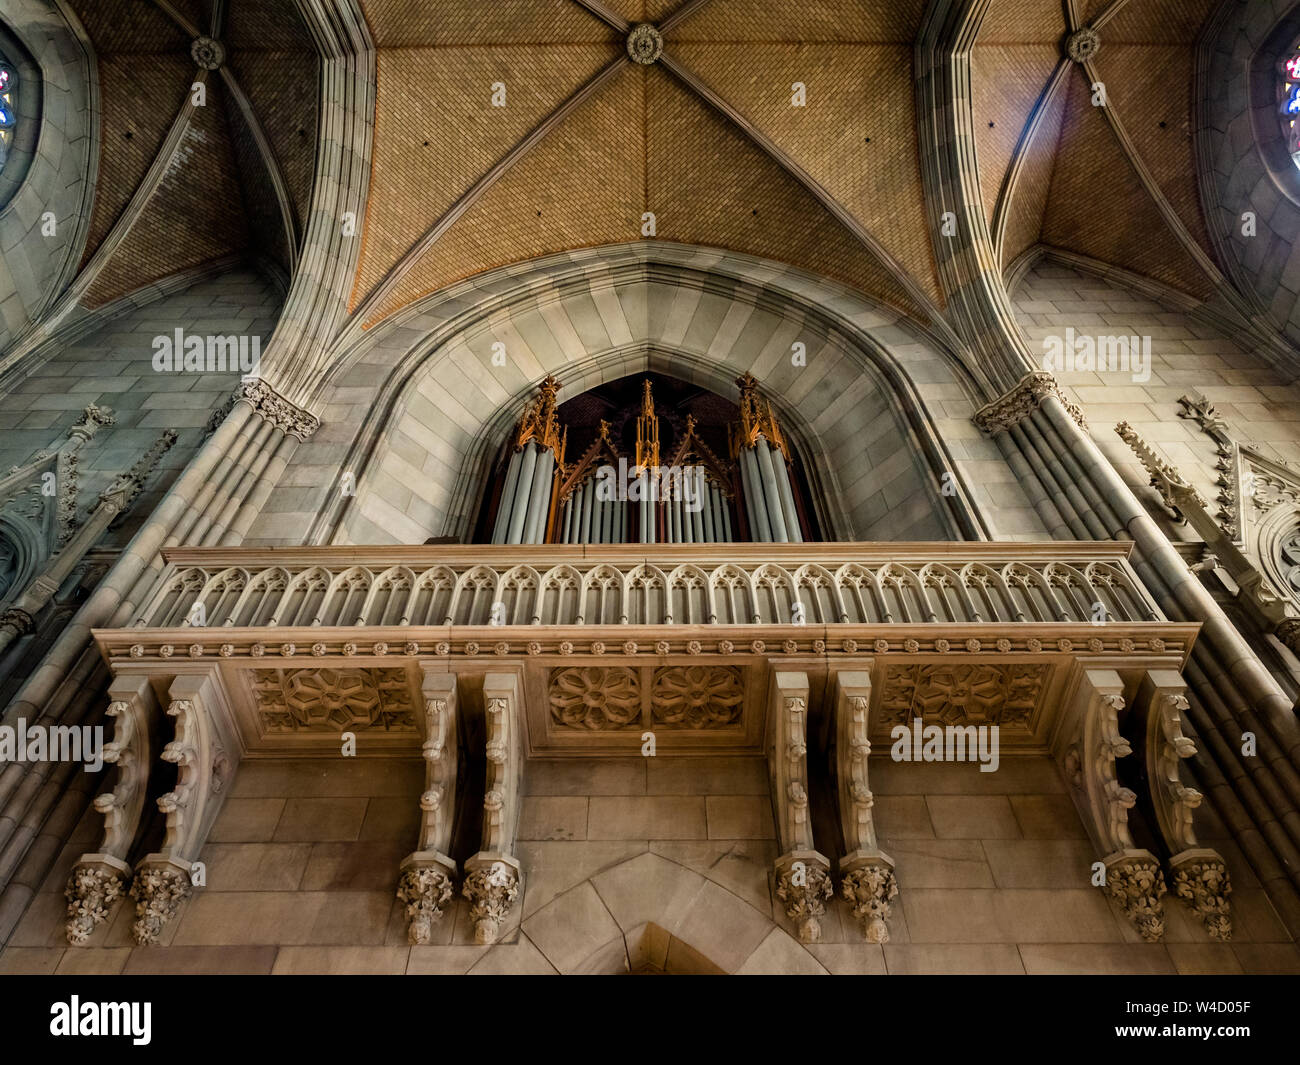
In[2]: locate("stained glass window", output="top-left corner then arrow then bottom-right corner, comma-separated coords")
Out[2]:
0,62 -> 16,172
1281,52 -> 1300,168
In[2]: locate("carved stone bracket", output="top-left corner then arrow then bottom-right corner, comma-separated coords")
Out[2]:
839,856 -> 899,944
1053,668 -> 1170,938
828,669 -> 899,942
767,671 -> 833,942
1103,850 -> 1168,942
463,673 -> 524,945
1139,672 -> 1202,855
1170,849 -> 1233,941
65,676 -> 157,945
128,672 -> 239,944
396,669 -> 461,944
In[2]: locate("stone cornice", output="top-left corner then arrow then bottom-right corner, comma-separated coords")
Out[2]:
96,621 -> 1200,667
973,371 -> 1089,435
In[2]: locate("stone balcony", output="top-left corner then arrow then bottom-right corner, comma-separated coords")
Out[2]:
78,542 -> 1219,948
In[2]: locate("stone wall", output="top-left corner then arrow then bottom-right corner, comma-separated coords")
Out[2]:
0,268 -> 281,547
1011,259 -> 1300,535
5,750 -> 1293,973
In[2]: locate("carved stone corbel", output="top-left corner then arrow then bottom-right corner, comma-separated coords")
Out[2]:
1170,850 -> 1232,940
828,669 -> 898,943
397,669 -> 460,944
462,673 -> 523,945
1135,670 -> 1232,939
65,675 -> 157,945
1052,668 -> 1169,940
766,671 -> 832,942
129,672 -> 239,945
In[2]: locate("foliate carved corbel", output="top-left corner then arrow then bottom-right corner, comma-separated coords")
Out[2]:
66,677 -> 156,945
461,858 -> 521,946
397,861 -> 456,945
64,862 -> 129,946
396,670 -> 462,944
1170,851 -> 1232,941
1053,670 -> 1169,939
829,670 -> 898,942
463,674 -> 524,945
128,860 -> 192,946
839,859 -> 899,944
129,673 -> 239,945
774,852 -> 833,944
233,379 -> 320,440
1102,852 -> 1167,942
766,673 -> 834,942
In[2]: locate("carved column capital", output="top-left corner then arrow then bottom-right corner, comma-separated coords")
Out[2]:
64,857 -> 130,945
128,860 -> 192,945
972,371 -> 1088,435
233,379 -> 320,440
1102,851 -> 1168,942
774,851 -> 833,943
1170,850 -> 1232,941
0,607 -> 34,635
1276,618 -> 1300,655
397,860 -> 456,945
838,854 -> 899,944
461,855 -> 520,946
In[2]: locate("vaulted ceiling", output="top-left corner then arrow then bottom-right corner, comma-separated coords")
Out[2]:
66,0 -> 317,307
14,0 -> 1262,349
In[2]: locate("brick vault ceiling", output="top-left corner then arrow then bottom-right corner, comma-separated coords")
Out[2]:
58,0 -> 1226,324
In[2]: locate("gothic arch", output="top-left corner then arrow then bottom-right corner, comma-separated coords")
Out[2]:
305,244 -> 989,547
472,851 -> 827,975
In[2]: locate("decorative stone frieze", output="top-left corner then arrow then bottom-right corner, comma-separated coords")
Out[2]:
548,666 -> 640,729
877,662 -> 1047,733
652,665 -> 743,728
251,667 -> 417,733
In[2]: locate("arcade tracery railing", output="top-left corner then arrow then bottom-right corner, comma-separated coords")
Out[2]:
134,542 -> 1162,631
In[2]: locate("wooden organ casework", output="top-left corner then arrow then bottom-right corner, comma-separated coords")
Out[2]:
478,373 -> 821,545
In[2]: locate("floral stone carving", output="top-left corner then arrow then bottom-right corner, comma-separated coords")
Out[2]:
129,863 -> 192,946
840,860 -> 899,943
396,864 -> 456,945
878,663 -> 1047,732
64,862 -> 128,945
251,667 -> 416,733
775,855 -> 834,943
651,665 -> 744,729
462,861 -> 520,945
1103,853 -> 1168,942
548,666 -> 640,729
1171,852 -> 1232,941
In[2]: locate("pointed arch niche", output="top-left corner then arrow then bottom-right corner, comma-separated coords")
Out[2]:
309,245 -> 987,548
